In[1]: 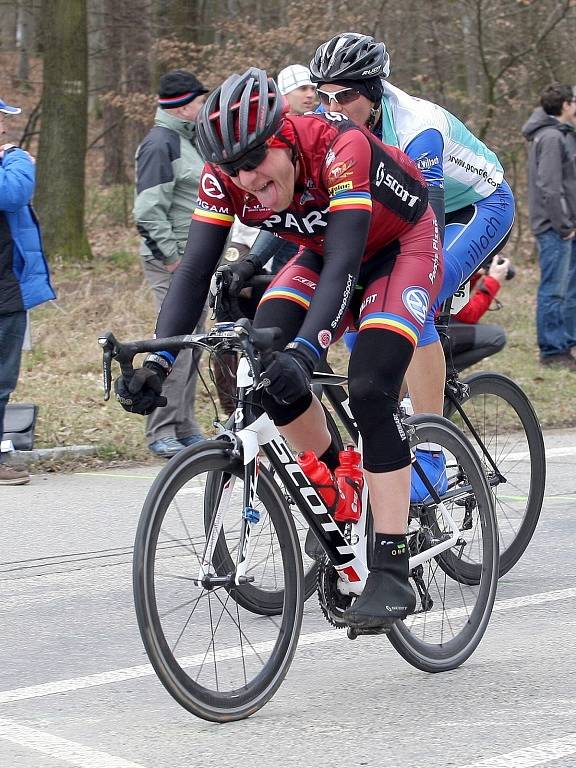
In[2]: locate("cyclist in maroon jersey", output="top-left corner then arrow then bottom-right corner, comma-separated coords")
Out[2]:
115,68 -> 443,630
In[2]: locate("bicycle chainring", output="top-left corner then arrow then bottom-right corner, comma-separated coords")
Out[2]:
317,556 -> 353,628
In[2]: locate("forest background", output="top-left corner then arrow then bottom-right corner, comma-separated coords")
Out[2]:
2,0 -> 576,464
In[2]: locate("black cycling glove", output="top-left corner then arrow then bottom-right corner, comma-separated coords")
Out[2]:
216,259 -> 258,298
114,357 -> 169,415
262,346 -> 316,405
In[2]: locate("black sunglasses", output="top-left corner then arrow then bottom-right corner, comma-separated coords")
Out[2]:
218,143 -> 268,177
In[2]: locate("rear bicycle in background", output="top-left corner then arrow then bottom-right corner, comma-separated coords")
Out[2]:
100,319 -> 498,722
437,294 -> 546,577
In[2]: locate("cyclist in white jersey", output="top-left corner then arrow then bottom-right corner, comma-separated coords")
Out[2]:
309,32 -> 515,499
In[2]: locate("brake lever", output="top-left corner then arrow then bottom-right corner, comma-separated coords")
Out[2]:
98,332 -> 116,401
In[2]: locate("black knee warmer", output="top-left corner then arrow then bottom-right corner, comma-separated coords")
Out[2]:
348,330 -> 414,473
255,389 -> 313,427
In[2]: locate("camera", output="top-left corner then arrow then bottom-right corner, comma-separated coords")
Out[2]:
480,255 -> 516,281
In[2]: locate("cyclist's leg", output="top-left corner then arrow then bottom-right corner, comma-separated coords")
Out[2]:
344,210 -> 441,628
407,179 -> 515,417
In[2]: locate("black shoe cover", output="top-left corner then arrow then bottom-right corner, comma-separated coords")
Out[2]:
343,570 -> 416,630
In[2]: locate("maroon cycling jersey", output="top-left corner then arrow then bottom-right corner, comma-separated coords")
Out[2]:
192,112 -> 428,259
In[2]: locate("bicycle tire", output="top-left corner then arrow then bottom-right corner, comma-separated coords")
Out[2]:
387,414 -> 498,672
133,440 -> 304,722
444,372 -> 545,576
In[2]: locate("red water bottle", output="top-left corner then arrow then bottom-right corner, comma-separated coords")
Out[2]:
296,451 -> 346,517
334,446 -> 363,522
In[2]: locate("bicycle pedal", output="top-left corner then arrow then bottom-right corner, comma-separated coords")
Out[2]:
346,624 -> 392,640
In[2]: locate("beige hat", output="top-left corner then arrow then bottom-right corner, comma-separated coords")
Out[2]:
277,65 -> 313,95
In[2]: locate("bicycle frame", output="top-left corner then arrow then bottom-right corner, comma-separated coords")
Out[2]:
209,356 -> 462,597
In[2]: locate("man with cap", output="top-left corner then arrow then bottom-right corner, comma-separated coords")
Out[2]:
277,64 -> 317,116
0,97 -> 55,484
133,70 -> 209,458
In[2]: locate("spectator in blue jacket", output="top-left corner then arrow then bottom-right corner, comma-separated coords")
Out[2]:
0,97 -> 55,485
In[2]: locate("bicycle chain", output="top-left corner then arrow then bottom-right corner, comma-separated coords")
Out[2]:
317,556 -> 353,628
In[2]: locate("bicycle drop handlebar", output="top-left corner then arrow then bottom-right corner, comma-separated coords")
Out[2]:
98,318 -> 282,402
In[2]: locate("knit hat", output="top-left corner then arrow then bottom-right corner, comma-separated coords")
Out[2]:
158,70 -> 208,109
277,65 -> 313,96
0,98 -> 21,115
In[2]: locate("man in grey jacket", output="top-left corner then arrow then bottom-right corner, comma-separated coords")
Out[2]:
134,70 -> 208,456
522,83 -> 576,369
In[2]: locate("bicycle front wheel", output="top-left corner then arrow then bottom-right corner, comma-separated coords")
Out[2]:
133,441 -> 304,723
388,415 -> 498,673
444,372 -> 545,576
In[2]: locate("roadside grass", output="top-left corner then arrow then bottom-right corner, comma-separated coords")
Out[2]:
11,240 -> 576,470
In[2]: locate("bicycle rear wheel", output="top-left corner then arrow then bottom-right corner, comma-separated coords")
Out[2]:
133,441 -> 303,722
444,372 -> 545,576
388,415 -> 498,672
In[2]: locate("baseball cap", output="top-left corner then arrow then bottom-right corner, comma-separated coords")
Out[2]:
158,70 -> 208,109
0,99 -> 22,115
277,65 -> 313,96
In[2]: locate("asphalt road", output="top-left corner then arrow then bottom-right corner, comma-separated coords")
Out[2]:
1,428 -> 576,768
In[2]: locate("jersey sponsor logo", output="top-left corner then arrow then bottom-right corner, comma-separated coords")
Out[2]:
196,199 -> 231,214
402,287 -> 430,325
429,218 -> 440,283
318,330 -> 332,349
261,208 -> 328,235
416,152 -> 441,170
447,154 -> 499,187
328,159 -> 354,182
328,180 -> 353,196
292,275 -> 317,289
325,148 -> 336,167
324,111 -> 349,122
201,173 -> 225,199
359,292 -> 377,314
374,162 -> 421,207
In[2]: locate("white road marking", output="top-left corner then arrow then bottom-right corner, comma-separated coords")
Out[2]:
461,732 -> 576,767
506,446 -> 576,462
0,716 -> 147,767
0,586 -> 574,706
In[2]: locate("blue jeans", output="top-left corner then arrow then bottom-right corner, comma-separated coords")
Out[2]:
0,310 -> 27,448
536,230 -> 574,357
565,239 -> 576,348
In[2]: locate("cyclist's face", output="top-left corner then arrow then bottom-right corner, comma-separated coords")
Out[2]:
231,147 -> 295,211
318,84 -> 373,128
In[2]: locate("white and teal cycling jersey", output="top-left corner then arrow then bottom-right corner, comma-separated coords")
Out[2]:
378,82 -> 504,213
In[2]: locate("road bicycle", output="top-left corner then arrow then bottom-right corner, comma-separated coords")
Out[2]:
218,275 -> 545,581
99,320 -> 498,723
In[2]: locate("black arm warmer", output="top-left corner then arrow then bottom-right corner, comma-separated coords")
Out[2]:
427,186 -> 445,245
296,209 -> 371,356
155,220 -> 230,337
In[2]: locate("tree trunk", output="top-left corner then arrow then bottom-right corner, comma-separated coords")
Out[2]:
123,0 -> 152,161
36,0 -> 91,262
0,0 -> 18,52
99,0 -> 127,185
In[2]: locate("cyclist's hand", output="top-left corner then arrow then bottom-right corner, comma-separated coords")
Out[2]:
217,259 -> 258,298
488,256 -> 509,285
262,347 -> 315,405
114,362 -> 168,415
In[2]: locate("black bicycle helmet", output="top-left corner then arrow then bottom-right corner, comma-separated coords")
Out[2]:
309,32 -> 390,82
196,68 -> 285,167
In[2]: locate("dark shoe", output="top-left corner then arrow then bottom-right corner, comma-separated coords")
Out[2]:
179,433 -> 204,447
148,437 -> 184,458
540,353 -> 576,371
343,570 -> 416,630
0,463 -> 30,485
304,527 -> 325,561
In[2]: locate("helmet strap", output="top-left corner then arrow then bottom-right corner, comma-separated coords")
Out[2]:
367,103 -> 381,130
